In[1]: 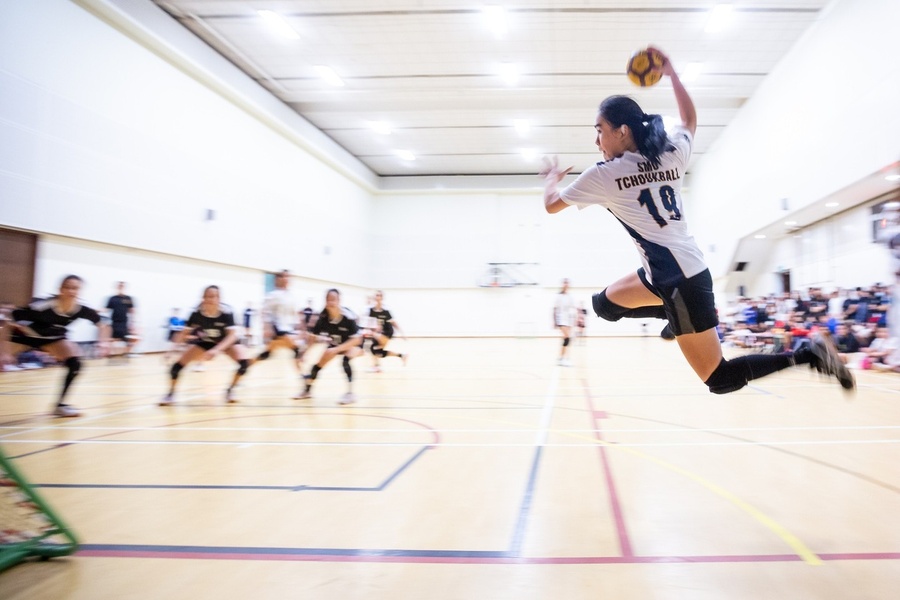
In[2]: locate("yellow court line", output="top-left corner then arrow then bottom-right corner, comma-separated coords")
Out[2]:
399,409 -> 823,566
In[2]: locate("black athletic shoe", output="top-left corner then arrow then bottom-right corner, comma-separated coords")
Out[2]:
660,324 -> 676,341
808,332 -> 856,391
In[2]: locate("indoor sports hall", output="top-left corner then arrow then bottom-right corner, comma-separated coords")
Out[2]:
1,1 -> 898,599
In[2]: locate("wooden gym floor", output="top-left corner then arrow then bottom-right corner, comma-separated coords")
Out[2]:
0,337 -> 898,599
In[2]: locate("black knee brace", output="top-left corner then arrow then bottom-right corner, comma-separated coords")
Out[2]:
236,359 -> 250,376
309,364 -> 321,381
61,356 -> 81,396
293,347 -> 301,359
342,356 -> 353,381
562,337 -> 570,347
703,359 -> 748,395
170,362 -> 184,380
257,350 -> 271,361
592,290 -> 629,322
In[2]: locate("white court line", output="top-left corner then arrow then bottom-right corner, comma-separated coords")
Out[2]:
2,424 -> 899,434
534,367 -> 559,446
0,439 -> 897,449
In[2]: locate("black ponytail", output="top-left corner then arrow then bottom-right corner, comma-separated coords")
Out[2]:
599,96 -> 674,170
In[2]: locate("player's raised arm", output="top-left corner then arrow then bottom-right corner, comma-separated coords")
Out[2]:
649,46 -> 697,137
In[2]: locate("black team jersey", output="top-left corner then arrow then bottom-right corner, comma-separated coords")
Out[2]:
185,305 -> 237,349
311,309 -> 359,347
12,298 -> 102,340
368,307 -> 394,337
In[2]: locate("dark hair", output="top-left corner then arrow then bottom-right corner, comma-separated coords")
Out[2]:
203,285 -> 220,295
326,288 -> 340,298
599,96 -> 673,169
61,275 -> 83,286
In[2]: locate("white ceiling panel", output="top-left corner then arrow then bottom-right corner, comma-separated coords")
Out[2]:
153,0 -> 828,177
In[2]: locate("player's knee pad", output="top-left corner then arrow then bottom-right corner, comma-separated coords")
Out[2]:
342,356 -> 353,380
170,362 -> 184,380
63,356 -> 81,377
591,290 -> 628,322
562,337 -> 570,347
237,359 -> 250,376
257,350 -> 271,361
704,359 -> 748,395
309,364 -> 321,380
374,346 -> 387,357
293,347 -> 301,359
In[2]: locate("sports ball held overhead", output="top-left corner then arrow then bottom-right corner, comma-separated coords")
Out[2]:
626,48 -> 664,87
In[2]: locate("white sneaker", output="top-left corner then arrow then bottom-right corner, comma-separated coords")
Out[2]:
53,404 -> 81,418
225,388 -> 238,404
559,358 -> 573,367
159,394 -> 174,406
339,392 -> 356,405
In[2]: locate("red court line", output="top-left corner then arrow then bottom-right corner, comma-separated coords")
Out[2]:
582,378 -> 633,557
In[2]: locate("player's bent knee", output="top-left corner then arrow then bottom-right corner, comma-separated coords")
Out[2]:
703,359 -> 747,395
591,290 -> 627,322
237,359 -> 250,376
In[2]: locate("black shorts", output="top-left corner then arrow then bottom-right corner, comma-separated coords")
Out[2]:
10,333 -> 65,349
111,322 -> 129,340
638,267 -> 718,336
190,340 -> 219,351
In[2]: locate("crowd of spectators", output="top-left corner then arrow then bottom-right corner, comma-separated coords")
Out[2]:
719,284 -> 899,371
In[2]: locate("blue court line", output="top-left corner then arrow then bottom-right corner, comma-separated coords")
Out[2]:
508,445 -> 543,555
78,543 -> 513,559
32,445 -> 433,493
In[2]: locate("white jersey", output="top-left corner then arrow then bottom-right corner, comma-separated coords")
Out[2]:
554,292 -> 576,327
263,288 -> 298,333
560,126 -> 706,287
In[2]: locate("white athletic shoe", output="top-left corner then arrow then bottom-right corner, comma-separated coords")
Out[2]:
159,394 -> 174,406
338,392 -> 356,405
53,404 -> 81,418
558,358 -> 573,367
225,388 -> 238,404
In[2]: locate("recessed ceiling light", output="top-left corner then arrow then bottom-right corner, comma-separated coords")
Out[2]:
482,5 -> 508,38
825,202 -> 839,208
368,121 -> 391,135
257,10 -> 300,40
520,148 -> 537,161
705,4 -> 735,33
313,65 -> 345,87
784,220 -> 797,226
513,120 -> 531,135
886,174 -> 900,182
395,150 -> 416,161
754,234 -> 766,239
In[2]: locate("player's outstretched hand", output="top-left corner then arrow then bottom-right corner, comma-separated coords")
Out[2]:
540,156 -> 573,184
647,46 -> 675,78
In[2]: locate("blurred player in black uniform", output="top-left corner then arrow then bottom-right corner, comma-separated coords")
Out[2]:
364,290 -> 407,372
160,285 -> 252,405
106,281 -> 138,361
296,288 -> 363,405
0,275 -> 109,417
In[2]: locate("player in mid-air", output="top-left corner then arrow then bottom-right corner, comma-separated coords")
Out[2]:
0,275 -> 109,417
296,288 -> 363,405
541,46 -> 854,394
160,285 -> 252,406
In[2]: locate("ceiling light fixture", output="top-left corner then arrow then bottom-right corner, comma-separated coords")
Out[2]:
257,10 -> 300,40
313,65 -> 345,87
482,5 -> 508,38
368,121 -> 392,135
886,174 -> 900,182
395,150 -> 416,161
513,120 -> 531,136
754,234 -> 766,239
825,202 -> 839,208
704,4 -> 735,33
520,148 -> 537,161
